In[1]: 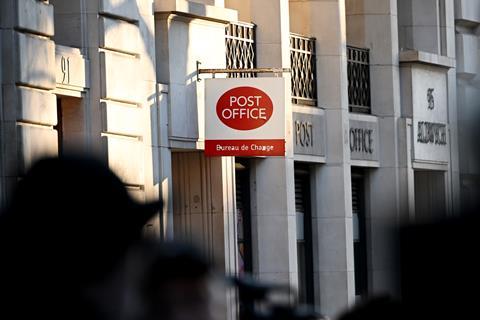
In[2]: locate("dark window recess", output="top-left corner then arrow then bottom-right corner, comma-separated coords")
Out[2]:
236,160 -> 253,275
295,166 -> 314,305
347,46 -> 371,114
290,34 -> 317,106
226,22 -> 256,78
54,98 -> 63,154
352,172 -> 368,297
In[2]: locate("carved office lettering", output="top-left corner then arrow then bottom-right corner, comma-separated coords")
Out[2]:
349,128 -> 374,154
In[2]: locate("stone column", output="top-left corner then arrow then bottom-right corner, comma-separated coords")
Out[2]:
0,0 -> 58,205
291,0 -> 355,317
248,0 -> 298,293
346,0 -> 405,296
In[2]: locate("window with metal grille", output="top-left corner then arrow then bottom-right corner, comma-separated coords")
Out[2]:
225,22 -> 256,78
290,34 -> 317,106
347,46 -> 371,114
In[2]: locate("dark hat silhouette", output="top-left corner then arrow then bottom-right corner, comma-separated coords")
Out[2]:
0,154 -> 162,318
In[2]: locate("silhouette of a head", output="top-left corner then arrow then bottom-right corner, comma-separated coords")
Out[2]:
0,154 -> 161,319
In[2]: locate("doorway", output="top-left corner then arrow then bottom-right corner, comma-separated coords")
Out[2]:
55,96 -> 85,154
351,170 -> 368,298
294,164 -> 314,305
414,170 -> 447,223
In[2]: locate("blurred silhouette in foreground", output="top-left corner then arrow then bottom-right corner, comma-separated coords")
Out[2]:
234,276 -> 324,320
0,154 -> 161,319
337,209 -> 480,320
1,154 -> 479,320
337,296 -> 404,320
399,210 -> 480,320
338,199 -> 480,319
125,241 -> 217,320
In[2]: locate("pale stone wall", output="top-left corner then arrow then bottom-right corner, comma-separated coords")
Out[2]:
0,0 -> 58,205
50,0 -> 160,232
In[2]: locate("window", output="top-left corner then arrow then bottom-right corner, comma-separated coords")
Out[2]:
290,34 -> 317,106
347,46 -> 371,114
226,22 -> 256,78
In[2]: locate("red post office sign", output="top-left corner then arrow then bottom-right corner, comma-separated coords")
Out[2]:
205,78 -> 286,157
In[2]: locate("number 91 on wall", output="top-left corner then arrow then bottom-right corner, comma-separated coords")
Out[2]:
205,78 -> 286,157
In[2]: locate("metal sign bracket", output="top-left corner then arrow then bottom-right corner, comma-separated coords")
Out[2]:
196,60 -> 290,82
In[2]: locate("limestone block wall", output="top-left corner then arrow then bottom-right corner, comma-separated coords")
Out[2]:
48,0 -> 161,231
96,0 -> 160,230
0,0 -> 58,206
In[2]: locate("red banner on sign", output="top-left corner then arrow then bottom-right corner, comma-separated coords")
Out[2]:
205,139 -> 285,156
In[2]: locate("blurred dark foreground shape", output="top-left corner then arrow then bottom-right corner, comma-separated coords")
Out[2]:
338,210 -> 480,320
0,154 -> 162,320
399,210 -> 480,320
127,240 -> 215,320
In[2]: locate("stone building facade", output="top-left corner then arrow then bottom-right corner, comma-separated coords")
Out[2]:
0,0 -> 476,319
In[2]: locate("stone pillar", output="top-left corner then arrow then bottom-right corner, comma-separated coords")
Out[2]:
345,0 -> 404,296
291,0 -> 355,317
248,0 -> 298,293
0,0 -> 58,205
